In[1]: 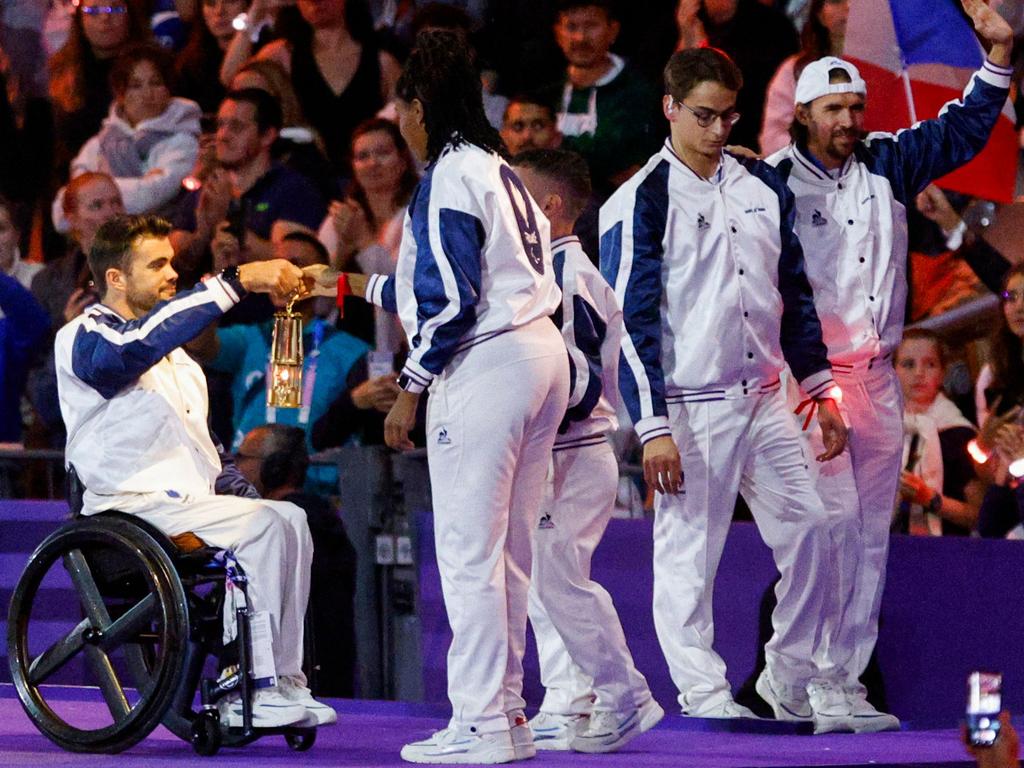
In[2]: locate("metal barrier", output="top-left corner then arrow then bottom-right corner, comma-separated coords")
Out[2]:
0,448 -> 64,499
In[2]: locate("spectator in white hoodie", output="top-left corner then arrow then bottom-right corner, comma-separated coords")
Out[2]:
53,43 -> 200,229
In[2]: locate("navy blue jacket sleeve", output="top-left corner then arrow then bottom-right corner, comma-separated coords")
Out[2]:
367,273 -> 398,313
863,61 -> 1013,206
600,162 -> 672,442
401,170 -> 483,388
71,277 -> 242,399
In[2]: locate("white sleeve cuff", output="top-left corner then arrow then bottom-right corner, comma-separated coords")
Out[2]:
202,274 -> 242,311
800,369 -> 836,399
979,59 -> 1013,89
399,357 -> 434,394
634,415 -> 672,445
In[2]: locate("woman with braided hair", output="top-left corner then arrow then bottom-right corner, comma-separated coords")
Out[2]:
345,27 -> 570,765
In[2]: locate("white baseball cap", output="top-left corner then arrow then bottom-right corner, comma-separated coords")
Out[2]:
794,56 -> 867,105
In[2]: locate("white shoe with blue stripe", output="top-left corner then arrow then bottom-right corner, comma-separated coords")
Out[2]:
400,725 -> 517,764
570,698 -> 664,753
219,686 -> 309,728
528,711 -> 589,751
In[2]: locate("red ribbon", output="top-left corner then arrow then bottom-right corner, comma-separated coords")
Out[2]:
336,273 -> 350,317
794,398 -> 817,432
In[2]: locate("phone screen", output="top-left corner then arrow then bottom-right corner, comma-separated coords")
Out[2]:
967,671 -> 1002,746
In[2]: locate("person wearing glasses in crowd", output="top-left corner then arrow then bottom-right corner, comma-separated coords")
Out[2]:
48,0 -> 151,182
600,46 -> 846,727
762,0 -> 1014,732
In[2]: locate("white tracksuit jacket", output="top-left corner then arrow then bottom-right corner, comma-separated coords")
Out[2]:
600,140 -> 835,443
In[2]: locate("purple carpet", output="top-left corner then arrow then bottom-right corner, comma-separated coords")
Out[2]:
0,684 -> 980,767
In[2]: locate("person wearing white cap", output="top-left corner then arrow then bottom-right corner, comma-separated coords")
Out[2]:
762,0 -> 1014,735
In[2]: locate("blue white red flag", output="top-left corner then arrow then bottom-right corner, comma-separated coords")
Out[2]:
845,0 -> 1017,202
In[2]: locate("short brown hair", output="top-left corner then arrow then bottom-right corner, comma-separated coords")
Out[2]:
89,215 -> 172,296
512,148 -> 592,222
664,47 -> 743,102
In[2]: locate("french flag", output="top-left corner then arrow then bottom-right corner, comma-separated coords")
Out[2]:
845,0 -> 1017,202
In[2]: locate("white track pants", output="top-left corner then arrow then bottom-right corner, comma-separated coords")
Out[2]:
653,390 -> 832,713
527,439 -> 652,715
793,364 -> 903,687
113,494 -> 313,682
427,320 -> 569,734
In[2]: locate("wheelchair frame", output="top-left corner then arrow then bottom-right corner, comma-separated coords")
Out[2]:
6,471 -> 317,756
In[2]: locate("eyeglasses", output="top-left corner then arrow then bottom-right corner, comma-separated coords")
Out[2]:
80,4 -> 128,15
1002,289 -> 1024,304
669,97 -> 741,129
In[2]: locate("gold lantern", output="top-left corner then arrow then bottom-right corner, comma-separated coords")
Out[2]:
268,298 -> 303,408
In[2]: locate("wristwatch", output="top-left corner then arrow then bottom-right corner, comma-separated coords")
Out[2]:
220,265 -> 244,295
926,492 -> 942,515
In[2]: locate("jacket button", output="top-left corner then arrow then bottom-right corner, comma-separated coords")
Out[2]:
747,352 -> 754,359
847,219 -> 854,225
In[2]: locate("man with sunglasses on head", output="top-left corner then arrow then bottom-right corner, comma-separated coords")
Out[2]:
600,46 -> 848,728
761,0 -> 1015,733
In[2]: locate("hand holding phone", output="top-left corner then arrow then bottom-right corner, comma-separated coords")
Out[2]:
968,671 -> 1003,747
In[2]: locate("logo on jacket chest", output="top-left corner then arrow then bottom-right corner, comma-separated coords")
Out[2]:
697,212 -> 710,231
811,209 -> 828,227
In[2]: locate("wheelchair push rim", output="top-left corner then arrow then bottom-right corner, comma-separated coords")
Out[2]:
6,517 -> 189,753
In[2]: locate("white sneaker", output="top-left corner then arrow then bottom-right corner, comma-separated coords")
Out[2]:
278,675 -> 338,726
570,698 -> 664,753
400,726 -> 517,764
219,686 -> 309,728
807,680 -> 855,734
682,696 -> 759,719
755,669 -> 812,721
845,689 -> 900,733
507,711 -> 536,759
527,711 -> 588,751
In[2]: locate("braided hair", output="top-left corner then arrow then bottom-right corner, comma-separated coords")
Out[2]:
396,29 -> 509,163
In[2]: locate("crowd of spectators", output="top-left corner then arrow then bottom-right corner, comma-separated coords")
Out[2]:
2,0 -> 1024,543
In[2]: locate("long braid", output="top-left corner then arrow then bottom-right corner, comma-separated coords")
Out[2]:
396,29 -> 510,162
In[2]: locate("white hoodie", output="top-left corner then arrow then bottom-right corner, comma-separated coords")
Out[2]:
53,97 -> 201,229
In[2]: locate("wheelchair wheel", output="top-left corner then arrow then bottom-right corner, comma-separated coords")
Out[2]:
190,712 -> 222,756
6,516 -> 189,753
285,729 -> 317,751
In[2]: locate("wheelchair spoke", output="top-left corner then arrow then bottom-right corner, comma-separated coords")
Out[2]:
85,645 -> 131,720
27,617 -> 91,685
63,550 -> 114,630
100,594 -> 158,650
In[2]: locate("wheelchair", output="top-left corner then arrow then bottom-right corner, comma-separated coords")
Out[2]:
5,469 -> 317,756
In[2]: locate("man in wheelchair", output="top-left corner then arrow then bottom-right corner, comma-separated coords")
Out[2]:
53,214 -> 336,729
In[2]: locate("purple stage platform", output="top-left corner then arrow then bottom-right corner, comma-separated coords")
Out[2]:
0,684 -> 981,767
